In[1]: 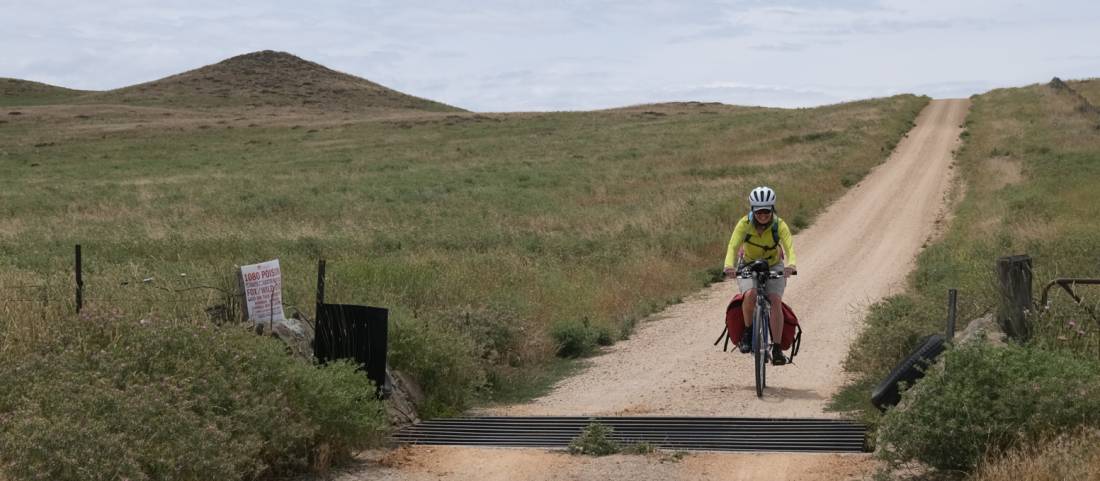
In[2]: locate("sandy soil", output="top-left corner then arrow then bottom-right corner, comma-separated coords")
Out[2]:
336,99 -> 970,481
321,446 -> 877,481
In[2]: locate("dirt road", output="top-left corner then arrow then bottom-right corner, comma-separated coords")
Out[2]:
340,99 -> 970,480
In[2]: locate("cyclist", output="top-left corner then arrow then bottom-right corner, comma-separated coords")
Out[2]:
722,186 -> 797,365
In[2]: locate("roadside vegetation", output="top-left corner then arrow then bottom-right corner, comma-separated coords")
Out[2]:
1,52 -> 927,480
837,78 -> 1100,478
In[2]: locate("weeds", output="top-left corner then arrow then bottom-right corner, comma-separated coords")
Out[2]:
621,442 -> 658,455
568,423 -> 620,456
567,423 -> 665,457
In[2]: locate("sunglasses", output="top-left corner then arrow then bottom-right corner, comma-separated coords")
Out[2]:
754,209 -> 772,215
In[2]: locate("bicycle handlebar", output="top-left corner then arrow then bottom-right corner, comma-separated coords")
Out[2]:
736,270 -> 796,279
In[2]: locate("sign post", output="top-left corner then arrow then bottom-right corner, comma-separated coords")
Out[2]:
240,259 -> 285,325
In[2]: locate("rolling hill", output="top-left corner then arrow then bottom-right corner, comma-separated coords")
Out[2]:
0,78 -> 88,107
2,50 -> 464,113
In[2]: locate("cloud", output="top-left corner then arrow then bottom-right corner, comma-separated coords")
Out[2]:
730,5 -> 954,37
668,81 -> 849,108
749,42 -> 808,52
2,0 -> 1100,110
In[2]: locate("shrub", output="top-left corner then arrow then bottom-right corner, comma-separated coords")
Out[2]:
568,423 -> 620,456
876,343 -> 1100,472
387,315 -> 486,417
0,318 -> 386,481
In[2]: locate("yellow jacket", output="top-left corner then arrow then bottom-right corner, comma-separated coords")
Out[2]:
723,215 -> 797,269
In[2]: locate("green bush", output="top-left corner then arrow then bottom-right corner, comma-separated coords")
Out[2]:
0,318 -> 386,481
876,343 -> 1100,472
387,315 -> 486,417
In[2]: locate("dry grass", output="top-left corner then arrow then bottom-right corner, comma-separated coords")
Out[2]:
982,156 -> 1024,190
1067,78 -> 1100,108
971,429 -> 1100,481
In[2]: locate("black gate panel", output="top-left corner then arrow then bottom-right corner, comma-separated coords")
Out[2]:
314,303 -> 388,395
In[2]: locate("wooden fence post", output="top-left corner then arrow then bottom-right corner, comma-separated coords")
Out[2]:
946,288 -> 958,339
75,244 -> 83,313
997,255 -> 1033,341
316,259 -> 326,313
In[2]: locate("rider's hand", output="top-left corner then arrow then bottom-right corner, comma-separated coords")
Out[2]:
783,266 -> 796,278
723,267 -> 738,279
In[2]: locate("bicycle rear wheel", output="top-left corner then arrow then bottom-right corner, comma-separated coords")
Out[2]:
753,305 -> 769,397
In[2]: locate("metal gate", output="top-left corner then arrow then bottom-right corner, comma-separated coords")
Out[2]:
314,303 -> 389,396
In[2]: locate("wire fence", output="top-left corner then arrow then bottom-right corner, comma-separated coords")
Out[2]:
0,245 -> 253,325
0,245 -> 336,332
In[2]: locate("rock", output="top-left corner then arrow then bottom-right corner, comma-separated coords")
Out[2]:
954,313 -> 1008,347
270,315 -> 314,360
385,368 -> 424,427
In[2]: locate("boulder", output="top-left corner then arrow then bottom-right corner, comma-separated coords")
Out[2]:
954,313 -> 1008,347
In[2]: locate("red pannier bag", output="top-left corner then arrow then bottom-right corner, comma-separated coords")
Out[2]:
723,293 -> 803,354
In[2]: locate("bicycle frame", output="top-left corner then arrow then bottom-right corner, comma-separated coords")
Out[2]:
740,261 -> 778,397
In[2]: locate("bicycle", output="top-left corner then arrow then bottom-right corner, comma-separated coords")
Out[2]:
736,259 -> 795,397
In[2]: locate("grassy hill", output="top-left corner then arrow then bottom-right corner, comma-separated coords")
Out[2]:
0,53 -> 931,480
0,78 -> 88,107
2,50 -> 463,112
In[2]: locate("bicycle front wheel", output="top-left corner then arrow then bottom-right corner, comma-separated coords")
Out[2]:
753,305 -> 769,397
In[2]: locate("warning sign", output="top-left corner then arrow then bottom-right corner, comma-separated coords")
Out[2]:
240,259 -> 285,323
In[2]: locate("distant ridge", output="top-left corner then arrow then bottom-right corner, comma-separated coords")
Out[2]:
82,50 -> 463,112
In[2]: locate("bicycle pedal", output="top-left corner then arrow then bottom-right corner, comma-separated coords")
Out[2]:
771,352 -> 789,366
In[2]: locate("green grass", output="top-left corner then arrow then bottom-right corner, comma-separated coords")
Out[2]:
839,79 -> 1100,475
483,357 -> 585,406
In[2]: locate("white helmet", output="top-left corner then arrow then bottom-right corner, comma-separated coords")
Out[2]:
749,186 -> 776,212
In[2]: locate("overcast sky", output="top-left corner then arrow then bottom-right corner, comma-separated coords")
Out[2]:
3,0 -> 1099,111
